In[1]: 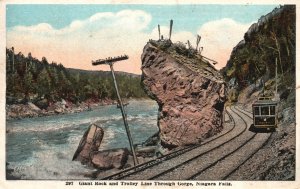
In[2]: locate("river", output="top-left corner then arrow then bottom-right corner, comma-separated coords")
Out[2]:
6,99 -> 159,179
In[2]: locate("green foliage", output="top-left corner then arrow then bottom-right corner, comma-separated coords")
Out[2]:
6,49 -> 147,104
6,72 -> 21,97
222,5 -> 295,90
23,72 -> 34,94
36,68 -> 51,99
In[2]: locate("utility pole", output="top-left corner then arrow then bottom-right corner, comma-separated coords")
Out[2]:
169,19 -> 173,40
187,40 -> 191,49
12,47 -> 15,73
196,35 -> 201,52
158,24 -> 161,40
274,57 -> 280,101
92,55 -> 139,166
275,57 -> 277,95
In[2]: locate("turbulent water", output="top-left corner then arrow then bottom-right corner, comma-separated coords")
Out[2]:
6,100 -> 158,180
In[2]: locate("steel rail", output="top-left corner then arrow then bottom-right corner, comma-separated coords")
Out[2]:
102,109 -> 235,180
184,106 -> 254,180
148,106 -> 248,180
221,106 -> 273,180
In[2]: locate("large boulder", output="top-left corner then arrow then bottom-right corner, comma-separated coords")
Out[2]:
141,41 -> 226,148
47,100 -> 69,114
28,102 -> 41,112
90,148 -> 129,169
73,124 -> 131,170
72,124 -> 104,164
6,103 -> 41,119
35,99 -> 49,110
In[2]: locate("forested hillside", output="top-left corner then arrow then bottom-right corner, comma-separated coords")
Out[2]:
221,5 -> 295,94
6,48 -> 147,105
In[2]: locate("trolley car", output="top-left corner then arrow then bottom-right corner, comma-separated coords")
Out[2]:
252,96 -> 278,130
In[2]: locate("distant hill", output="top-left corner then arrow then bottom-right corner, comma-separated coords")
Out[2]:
6,49 -> 147,104
66,68 -> 141,78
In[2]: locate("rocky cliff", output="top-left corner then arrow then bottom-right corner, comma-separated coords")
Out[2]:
141,40 -> 225,148
221,5 -> 295,100
220,5 -> 295,180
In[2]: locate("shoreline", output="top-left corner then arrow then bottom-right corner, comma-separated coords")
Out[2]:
5,98 -> 152,121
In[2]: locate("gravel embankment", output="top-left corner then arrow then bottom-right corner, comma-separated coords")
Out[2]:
227,105 -> 295,180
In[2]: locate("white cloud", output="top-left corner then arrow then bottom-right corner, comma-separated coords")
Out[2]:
197,18 -> 252,69
7,10 -> 153,74
7,12 -> 251,74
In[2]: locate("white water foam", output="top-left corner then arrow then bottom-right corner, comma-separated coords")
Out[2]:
7,115 -> 122,134
7,100 -> 159,179
9,144 -> 95,179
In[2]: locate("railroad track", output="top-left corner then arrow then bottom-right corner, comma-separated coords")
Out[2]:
149,106 -> 250,180
151,106 -> 253,180
222,105 -> 273,179
235,104 -> 252,115
189,106 -> 272,180
102,108 -> 236,180
101,105 -> 273,180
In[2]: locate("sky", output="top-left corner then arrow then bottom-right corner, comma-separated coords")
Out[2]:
6,4 -> 279,74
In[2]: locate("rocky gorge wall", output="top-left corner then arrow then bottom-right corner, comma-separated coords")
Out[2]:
141,41 -> 226,148
220,5 -> 295,180
222,5 -> 295,97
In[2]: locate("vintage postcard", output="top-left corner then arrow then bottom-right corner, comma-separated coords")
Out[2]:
1,0 -> 298,188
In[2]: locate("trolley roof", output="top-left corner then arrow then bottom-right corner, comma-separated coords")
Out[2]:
253,97 -> 277,106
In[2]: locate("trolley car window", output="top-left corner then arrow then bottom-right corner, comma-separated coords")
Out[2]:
254,107 -> 260,115
261,106 -> 269,115
270,106 -> 275,115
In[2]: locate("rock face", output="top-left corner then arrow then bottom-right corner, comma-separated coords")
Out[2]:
221,5 -> 295,91
90,148 -> 129,169
72,124 -> 104,164
73,124 -> 130,170
6,103 -> 41,118
141,41 -> 226,148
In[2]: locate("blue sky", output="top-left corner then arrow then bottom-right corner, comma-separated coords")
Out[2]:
7,4 -> 277,31
6,4 -> 279,73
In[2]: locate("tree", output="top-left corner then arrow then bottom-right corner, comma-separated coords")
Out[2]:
7,71 -> 21,98
58,70 -> 72,99
42,57 -> 48,65
23,71 -> 34,102
36,68 -> 51,99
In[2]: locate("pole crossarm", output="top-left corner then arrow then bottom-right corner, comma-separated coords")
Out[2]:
92,55 -> 129,65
